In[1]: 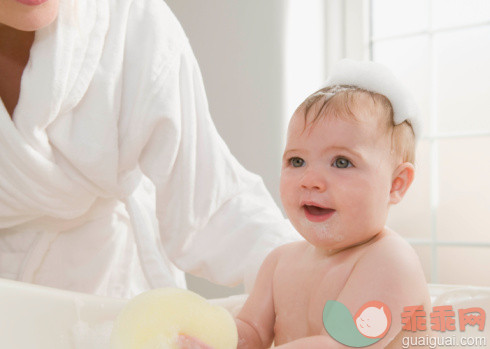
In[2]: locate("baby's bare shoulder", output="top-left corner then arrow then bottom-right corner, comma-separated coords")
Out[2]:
336,231 -> 430,347
269,239 -> 309,259
353,228 -> 426,289
365,229 -> 419,264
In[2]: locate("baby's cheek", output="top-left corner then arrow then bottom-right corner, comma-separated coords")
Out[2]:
279,176 -> 289,200
279,180 -> 297,210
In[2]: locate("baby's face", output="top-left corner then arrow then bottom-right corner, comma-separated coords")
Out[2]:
280,97 -> 396,252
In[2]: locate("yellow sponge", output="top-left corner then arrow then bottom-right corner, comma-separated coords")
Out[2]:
111,288 -> 238,349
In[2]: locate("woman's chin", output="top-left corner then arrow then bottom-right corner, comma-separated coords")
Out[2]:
1,0 -> 59,32
11,13 -> 58,31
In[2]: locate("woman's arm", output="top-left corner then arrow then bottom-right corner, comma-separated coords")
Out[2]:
136,22 -> 299,291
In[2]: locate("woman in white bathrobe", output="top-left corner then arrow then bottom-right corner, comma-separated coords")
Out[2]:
0,0 -> 297,298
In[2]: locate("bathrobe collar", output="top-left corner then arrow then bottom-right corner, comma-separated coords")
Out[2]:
0,0 -> 110,227
13,0 -> 110,156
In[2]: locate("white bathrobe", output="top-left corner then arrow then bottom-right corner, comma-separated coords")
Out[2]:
0,0 -> 297,298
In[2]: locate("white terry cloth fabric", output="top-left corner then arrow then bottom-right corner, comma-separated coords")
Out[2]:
325,59 -> 421,138
0,0 -> 298,298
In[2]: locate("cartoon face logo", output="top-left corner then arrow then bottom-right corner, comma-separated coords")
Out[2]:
354,302 -> 391,339
323,300 -> 392,347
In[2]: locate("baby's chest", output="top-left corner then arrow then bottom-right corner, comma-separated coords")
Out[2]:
272,259 -> 355,341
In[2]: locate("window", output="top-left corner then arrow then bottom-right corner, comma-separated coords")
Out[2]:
370,0 -> 490,286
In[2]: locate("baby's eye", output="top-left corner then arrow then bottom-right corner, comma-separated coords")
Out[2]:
333,157 -> 352,168
289,157 -> 305,168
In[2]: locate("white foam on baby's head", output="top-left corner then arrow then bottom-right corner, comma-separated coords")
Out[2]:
325,59 -> 421,138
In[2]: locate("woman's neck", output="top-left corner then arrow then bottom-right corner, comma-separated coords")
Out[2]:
0,25 -> 35,118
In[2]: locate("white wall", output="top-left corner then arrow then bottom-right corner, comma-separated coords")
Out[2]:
166,0 -> 287,205
165,0 -> 288,297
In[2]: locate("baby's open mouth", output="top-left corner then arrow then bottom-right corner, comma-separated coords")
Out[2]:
303,205 -> 335,222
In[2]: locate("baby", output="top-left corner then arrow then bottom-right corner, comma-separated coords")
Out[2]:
235,60 -> 431,348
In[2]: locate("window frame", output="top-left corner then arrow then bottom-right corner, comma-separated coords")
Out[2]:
365,0 -> 490,284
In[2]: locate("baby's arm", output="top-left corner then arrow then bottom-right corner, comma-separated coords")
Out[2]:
271,235 -> 429,349
235,247 -> 281,349
334,235 -> 431,348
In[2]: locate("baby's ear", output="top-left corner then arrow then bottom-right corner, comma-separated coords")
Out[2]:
389,162 -> 415,205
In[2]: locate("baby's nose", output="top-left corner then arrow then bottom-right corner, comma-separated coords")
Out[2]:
300,168 -> 327,192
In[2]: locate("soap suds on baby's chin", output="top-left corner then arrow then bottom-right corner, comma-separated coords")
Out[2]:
302,220 -> 344,243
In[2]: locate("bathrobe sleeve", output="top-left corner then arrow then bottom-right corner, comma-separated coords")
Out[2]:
127,1 -> 298,290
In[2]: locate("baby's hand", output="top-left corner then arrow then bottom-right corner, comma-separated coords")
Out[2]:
177,334 -> 214,349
